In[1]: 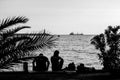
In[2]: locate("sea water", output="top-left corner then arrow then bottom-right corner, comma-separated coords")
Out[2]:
1,35 -> 103,71
52,35 -> 102,69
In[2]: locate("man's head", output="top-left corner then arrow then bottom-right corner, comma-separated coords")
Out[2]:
54,50 -> 59,57
39,53 -> 43,56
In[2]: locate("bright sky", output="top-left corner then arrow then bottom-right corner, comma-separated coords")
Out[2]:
0,0 -> 120,34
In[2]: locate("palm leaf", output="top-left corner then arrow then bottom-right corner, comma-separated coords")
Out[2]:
0,16 -> 58,69
0,16 -> 28,31
1,33 -> 57,66
1,36 -> 31,51
1,26 -> 30,39
0,37 -> 31,60
16,33 -> 57,52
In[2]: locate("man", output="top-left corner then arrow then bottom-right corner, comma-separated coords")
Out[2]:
51,50 -> 64,71
33,53 -> 50,71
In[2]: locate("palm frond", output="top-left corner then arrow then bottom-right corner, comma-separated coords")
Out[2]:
1,36 -> 31,50
1,26 -> 30,39
16,33 -> 57,52
0,16 -> 58,69
0,37 -> 31,60
0,16 -> 28,31
0,33 -> 57,67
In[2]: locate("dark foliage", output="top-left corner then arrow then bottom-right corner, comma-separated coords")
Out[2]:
91,26 -> 120,71
0,16 -> 57,69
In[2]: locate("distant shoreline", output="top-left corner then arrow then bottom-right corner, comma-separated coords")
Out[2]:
56,34 -> 96,36
16,33 -> 97,36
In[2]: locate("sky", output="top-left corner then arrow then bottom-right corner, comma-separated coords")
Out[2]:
0,0 -> 120,34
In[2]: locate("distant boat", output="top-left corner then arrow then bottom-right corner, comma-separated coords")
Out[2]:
58,35 -> 60,37
77,33 -> 84,35
69,32 -> 74,35
69,32 -> 83,35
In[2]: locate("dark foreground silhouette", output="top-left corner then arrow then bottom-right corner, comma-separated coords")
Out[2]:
0,70 -> 120,80
1,57 -> 120,80
51,50 -> 64,71
1,50 -> 120,80
63,62 -> 76,71
32,53 -> 50,71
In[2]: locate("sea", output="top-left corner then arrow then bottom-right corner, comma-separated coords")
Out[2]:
1,35 -> 103,71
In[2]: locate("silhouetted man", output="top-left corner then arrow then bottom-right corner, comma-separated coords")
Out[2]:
33,53 -> 50,71
51,50 -> 64,71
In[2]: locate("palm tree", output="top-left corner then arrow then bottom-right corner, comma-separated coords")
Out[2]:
91,26 -> 120,71
0,16 -> 57,69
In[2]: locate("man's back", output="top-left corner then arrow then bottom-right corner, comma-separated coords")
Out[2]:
34,54 -> 49,71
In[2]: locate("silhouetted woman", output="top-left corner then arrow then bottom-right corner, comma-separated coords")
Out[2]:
51,50 -> 64,71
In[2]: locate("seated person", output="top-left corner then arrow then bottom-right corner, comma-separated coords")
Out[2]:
33,53 -> 50,71
77,63 -> 86,73
68,62 -> 76,71
63,62 -> 76,71
51,50 -> 64,71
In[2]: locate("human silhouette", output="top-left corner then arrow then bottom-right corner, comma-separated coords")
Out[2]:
77,63 -> 86,73
63,62 -> 76,71
33,53 -> 50,71
68,62 -> 76,71
51,50 -> 64,71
